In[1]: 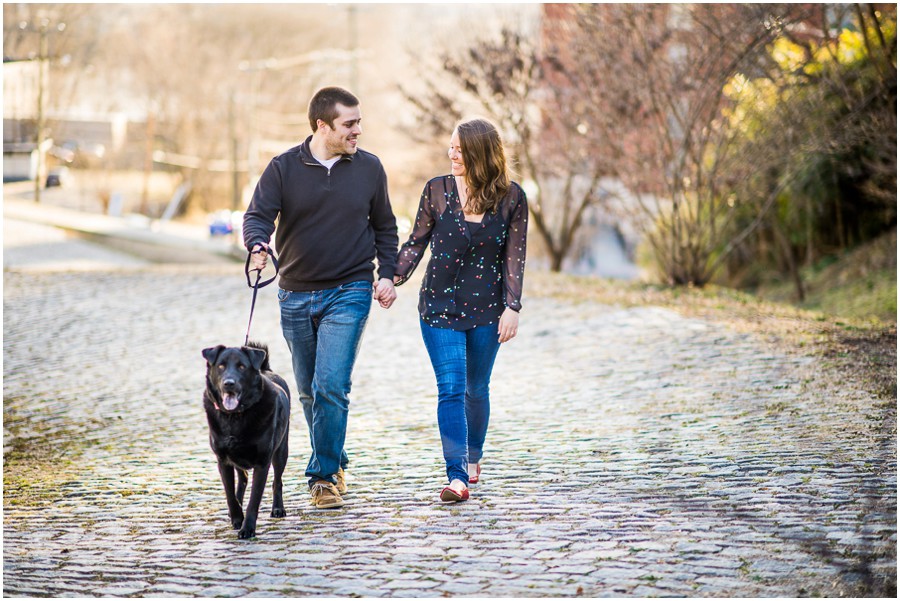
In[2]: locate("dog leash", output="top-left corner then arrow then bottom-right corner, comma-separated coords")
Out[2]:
244,247 -> 279,346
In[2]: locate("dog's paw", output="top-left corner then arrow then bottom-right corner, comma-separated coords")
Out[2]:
271,507 -> 286,518
237,527 -> 256,540
231,517 -> 244,530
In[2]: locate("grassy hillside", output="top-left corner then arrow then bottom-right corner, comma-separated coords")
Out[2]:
755,229 -> 897,325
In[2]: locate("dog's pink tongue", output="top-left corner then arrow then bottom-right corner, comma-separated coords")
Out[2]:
222,394 -> 239,411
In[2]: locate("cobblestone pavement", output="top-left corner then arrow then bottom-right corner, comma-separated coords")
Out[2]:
3,231 -> 896,597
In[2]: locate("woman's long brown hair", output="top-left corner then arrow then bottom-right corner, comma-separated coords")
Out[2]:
457,118 -> 510,214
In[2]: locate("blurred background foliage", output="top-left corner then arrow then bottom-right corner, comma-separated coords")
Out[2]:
717,7 -> 896,322
3,3 -> 895,323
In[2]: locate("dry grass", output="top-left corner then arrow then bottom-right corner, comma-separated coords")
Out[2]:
527,269 -> 897,405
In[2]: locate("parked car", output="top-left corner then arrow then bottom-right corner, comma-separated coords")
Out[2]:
45,166 -> 70,188
208,210 -> 243,237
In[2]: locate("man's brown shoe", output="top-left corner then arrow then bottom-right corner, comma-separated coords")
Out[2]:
310,480 -> 344,509
336,467 -> 348,495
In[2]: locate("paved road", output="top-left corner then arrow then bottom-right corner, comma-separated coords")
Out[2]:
3,225 -> 896,597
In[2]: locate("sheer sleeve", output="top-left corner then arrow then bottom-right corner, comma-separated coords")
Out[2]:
502,185 -> 528,311
394,182 -> 436,286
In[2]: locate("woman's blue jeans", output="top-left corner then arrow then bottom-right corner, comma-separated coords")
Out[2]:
420,320 -> 502,485
278,281 -> 371,487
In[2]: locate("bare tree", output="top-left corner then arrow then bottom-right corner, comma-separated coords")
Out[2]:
553,4 -> 815,286
400,5 -> 826,280
553,3 -> 895,293
401,28 -> 615,271
10,4 -> 339,213
3,4 -> 93,82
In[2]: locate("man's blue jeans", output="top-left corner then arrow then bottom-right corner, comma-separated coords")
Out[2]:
419,320 -> 502,485
278,281 -> 371,487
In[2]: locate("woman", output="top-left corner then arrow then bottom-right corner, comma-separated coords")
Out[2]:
394,118 -> 528,503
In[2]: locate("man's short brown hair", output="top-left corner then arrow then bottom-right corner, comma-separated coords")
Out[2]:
308,87 -> 360,132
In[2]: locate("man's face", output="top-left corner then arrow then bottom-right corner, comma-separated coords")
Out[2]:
320,103 -> 362,156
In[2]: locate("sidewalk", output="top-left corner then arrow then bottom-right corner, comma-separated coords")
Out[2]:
2,191 -> 896,597
3,193 -> 242,264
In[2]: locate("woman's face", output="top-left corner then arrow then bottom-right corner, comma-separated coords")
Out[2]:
448,130 -> 466,177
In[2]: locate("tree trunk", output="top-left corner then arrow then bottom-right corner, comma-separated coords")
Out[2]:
772,219 -> 806,302
550,250 -> 564,272
140,111 -> 156,215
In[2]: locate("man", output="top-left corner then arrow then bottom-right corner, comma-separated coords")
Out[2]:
243,86 -> 398,509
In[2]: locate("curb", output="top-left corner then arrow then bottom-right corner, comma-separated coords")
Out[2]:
4,199 -> 245,264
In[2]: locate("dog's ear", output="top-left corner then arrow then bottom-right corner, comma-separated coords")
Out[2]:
202,345 -> 226,365
243,346 -> 267,371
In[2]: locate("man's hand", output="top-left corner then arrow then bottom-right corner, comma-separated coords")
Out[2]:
498,307 -> 519,343
373,278 -> 397,309
250,243 -> 269,271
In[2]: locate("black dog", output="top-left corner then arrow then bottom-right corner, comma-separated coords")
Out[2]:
202,342 -> 290,539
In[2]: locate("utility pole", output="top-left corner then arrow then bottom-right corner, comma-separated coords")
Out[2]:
229,89 -> 240,210
22,14 -> 66,203
34,18 -> 49,203
349,5 -> 359,93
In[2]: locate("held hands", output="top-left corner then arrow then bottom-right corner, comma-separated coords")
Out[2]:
498,307 -> 519,343
373,278 -> 397,309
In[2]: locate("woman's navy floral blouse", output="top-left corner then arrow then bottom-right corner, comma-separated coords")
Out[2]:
395,175 -> 528,330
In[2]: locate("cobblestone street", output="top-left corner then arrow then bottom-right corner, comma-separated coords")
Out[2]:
3,224 -> 896,597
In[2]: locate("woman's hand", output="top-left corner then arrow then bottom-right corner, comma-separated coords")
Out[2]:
498,307 -> 519,343
373,278 -> 397,309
